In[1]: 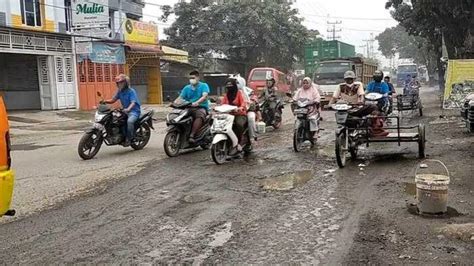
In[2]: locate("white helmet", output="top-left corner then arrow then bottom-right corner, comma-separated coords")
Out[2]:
344,71 -> 356,79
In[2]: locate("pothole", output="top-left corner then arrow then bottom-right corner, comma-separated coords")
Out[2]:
180,194 -> 212,204
261,170 -> 313,191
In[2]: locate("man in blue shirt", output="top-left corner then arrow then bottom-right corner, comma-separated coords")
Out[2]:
174,70 -> 210,143
103,74 -> 141,146
367,70 -> 390,110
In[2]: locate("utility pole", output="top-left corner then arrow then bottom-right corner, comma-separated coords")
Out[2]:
359,45 -> 367,57
327,20 -> 342,41
363,33 -> 376,58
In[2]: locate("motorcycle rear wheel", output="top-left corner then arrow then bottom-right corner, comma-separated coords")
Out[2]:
78,131 -> 103,160
272,110 -> 283,129
164,131 -> 181,157
131,124 -> 151,150
211,140 -> 228,165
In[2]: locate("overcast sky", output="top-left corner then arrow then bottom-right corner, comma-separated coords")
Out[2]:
144,0 -> 399,67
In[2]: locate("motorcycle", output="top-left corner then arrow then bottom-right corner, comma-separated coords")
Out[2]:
78,92 -> 154,160
259,95 -> 284,129
461,93 -> 474,133
291,98 -> 320,152
210,104 -> 252,165
332,102 -> 364,167
163,101 -> 213,157
365,92 -> 391,115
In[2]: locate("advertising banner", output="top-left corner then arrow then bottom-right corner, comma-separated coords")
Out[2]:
124,19 -> 159,45
72,0 -> 109,27
78,42 -> 125,64
443,59 -> 474,109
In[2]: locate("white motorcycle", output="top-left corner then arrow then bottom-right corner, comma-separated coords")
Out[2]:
210,104 -> 252,165
365,92 -> 390,115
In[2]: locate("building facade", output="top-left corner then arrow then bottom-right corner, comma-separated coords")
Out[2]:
0,0 -> 76,110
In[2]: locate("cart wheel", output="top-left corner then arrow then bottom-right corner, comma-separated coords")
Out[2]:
418,124 -> 426,158
335,133 -> 347,168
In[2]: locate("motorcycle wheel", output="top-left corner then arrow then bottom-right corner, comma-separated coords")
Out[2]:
164,131 -> 181,157
131,124 -> 151,150
335,133 -> 347,168
293,127 -> 303,152
78,131 -> 103,160
272,110 -> 283,129
211,140 -> 228,165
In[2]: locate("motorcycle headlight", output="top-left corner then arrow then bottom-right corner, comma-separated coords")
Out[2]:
95,113 -> 106,122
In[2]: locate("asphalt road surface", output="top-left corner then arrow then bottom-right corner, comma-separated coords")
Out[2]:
0,87 -> 472,264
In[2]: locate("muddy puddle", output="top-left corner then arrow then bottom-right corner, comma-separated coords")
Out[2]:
261,170 -> 313,191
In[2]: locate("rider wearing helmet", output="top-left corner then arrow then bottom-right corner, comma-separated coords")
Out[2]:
103,74 -> 141,146
330,71 -> 364,105
366,70 -> 390,110
330,70 -> 378,118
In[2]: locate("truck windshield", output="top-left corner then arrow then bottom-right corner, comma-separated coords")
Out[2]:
316,62 -> 351,74
398,65 -> 417,73
250,70 -> 273,81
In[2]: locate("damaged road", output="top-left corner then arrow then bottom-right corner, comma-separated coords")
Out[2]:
0,88 -> 472,264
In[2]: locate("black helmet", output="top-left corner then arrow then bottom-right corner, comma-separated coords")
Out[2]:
373,70 -> 384,82
266,77 -> 276,86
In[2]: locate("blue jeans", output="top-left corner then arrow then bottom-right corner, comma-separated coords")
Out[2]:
124,113 -> 139,141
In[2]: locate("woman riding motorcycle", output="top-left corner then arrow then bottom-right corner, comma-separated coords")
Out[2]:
293,77 -> 321,140
221,79 -> 248,154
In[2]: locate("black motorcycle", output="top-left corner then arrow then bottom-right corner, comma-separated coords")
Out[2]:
260,95 -> 284,129
292,99 -> 320,152
163,101 -> 212,157
78,92 -> 154,160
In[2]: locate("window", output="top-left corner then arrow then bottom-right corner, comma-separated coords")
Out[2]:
64,0 -> 71,31
20,0 -> 42,27
250,70 -> 273,81
316,62 -> 351,74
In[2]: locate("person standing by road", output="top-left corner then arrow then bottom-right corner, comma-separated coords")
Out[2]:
174,70 -> 210,143
102,74 -> 141,147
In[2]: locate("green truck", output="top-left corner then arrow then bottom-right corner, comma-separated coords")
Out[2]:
304,40 -> 356,78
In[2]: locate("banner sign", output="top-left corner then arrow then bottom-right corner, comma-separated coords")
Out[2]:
72,0 -> 109,27
443,59 -> 474,109
123,19 -> 158,45
78,42 -> 125,64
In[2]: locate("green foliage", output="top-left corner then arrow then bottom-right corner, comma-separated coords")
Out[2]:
160,1 -> 308,71
386,0 -> 473,59
376,25 -> 438,73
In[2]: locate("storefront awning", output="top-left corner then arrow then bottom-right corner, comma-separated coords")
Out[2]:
125,43 -> 163,68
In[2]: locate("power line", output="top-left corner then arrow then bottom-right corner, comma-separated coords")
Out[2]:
300,13 -> 394,21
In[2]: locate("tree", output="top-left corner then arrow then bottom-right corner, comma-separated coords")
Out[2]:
386,0 -> 473,89
160,1 -> 308,72
386,0 -> 472,59
376,25 -> 438,74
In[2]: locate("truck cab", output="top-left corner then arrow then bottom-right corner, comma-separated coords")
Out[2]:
0,96 -> 15,217
313,58 -> 377,107
396,63 -> 418,87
